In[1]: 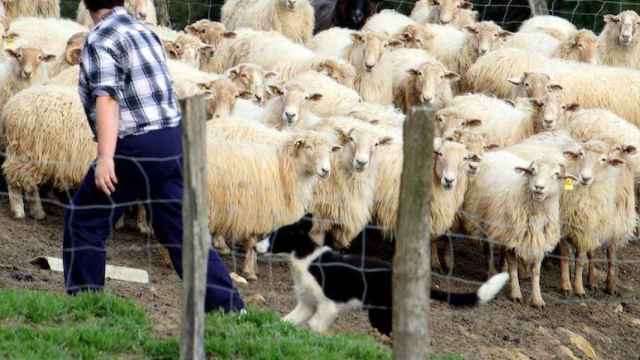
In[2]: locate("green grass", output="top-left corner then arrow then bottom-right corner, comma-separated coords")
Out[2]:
0,289 -> 393,359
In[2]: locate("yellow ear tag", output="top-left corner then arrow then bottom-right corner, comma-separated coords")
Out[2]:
564,178 -> 574,191
5,37 -> 14,47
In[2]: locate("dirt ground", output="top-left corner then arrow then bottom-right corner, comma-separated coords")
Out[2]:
1,199 -> 639,359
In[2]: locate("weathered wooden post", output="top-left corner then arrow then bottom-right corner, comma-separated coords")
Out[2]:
393,106 -> 435,359
527,0 -> 549,16
179,96 -> 209,360
154,0 -> 171,27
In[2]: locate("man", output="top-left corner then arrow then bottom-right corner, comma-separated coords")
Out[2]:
63,0 -> 244,313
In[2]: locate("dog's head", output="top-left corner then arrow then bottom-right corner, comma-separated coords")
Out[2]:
255,216 -> 319,258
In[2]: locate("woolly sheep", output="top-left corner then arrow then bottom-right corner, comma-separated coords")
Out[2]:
362,9 -> 415,36
286,71 -> 362,118
347,102 -> 405,129
552,29 -> 599,64
502,31 -> 561,56
185,20 -> 236,48
309,27 -> 356,59
462,152 -> 571,307
4,0 -> 59,19
411,0 -> 477,29
0,47 -> 56,111
308,124 -> 393,248
77,0 -> 157,27
205,132 -> 338,279
221,0 -> 314,44
224,63 -> 278,104
163,33 -> 204,68
598,10 -> 640,69
260,82 -> 324,128
9,17 -> 88,57
518,15 -> 577,41
420,0 -> 473,26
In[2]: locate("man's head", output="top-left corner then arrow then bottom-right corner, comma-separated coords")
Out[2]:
83,0 -> 125,12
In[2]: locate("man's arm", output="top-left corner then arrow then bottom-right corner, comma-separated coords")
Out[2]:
94,96 -> 119,195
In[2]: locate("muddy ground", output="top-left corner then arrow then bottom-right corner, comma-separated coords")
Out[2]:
1,199 -> 639,359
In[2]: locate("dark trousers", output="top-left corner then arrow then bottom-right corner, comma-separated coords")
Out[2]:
63,126 -> 244,313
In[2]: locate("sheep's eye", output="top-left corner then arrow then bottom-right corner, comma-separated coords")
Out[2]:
601,157 -> 607,162
525,83 -> 530,87
436,116 -> 444,122
200,29 -> 206,34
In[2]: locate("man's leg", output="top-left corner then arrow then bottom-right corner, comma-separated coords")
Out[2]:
63,166 -> 136,294
149,176 -> 245,313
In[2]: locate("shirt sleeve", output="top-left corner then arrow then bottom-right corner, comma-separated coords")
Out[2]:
82,41 -> 124,99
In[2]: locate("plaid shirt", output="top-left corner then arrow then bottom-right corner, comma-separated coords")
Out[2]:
79,7 -> 181,139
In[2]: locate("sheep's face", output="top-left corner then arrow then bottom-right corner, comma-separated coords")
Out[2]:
187,21 -> 235,48
530,92 -> 579,131
64,32 -> 87,66
407,62 -> 459,108
311,59 -> 356,88
508,72 -> 560,100
336,127 -> 392,173
200,79 -> 241,119
464,22 -> 511,57
570,30 -> 599,64
445,129 -> 497,176
5,48 -> 56,80
271,85 -> 323,127
434,139 -> 467,190
515,160 -> 569,202
395,24 -> 434,51
351,32 -> 400,72
290,135 -> 340,179
563,141 -> 623,187
163,40 -> 182,60
433,110 -> 481,137
430,0 -> 472,25
279,0 -> 299,11
173,35 -> 203,65
604,10 -> 640,47
126,0 -> 151,21
227,63 -> 277,104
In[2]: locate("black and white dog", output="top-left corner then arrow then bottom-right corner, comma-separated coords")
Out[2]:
256,217 -> 509,336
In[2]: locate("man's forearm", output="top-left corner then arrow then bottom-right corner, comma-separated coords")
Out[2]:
95,96 -> 119,159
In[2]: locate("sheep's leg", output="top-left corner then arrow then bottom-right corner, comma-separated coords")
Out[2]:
213,235 -> 231,255
242,237 -> 258,281
519,259 -> 531,280
485,242 -> 497,275
586,250 -> 598,290
442,235 -> 454,272
136,205 -> 153,236
7,184 -> 25,219
114,215 -> 125,230
28,188 -> 46,220
307,301 -> 339,334
530,259 -> 545,308
431,239 -> 443,272
506,250 -> 522,302
283,302 -> 315,326
606,242 -> 619,295
559,239 -> 573,295
574,249 -> 587,297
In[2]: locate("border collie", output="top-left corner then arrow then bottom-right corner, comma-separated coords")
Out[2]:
256,217 -> 509,336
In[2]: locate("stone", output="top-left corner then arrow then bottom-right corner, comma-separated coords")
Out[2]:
230,272 -> 248,287
246,293 -> 266,305
557,328 -> 599,360
557,345 -> 580,360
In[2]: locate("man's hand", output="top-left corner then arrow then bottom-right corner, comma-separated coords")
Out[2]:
95,156 -> 117,195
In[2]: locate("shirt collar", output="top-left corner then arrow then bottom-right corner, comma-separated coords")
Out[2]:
98,6 -> 129,23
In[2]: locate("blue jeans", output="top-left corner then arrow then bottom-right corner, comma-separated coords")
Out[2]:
62,126 -> 244,312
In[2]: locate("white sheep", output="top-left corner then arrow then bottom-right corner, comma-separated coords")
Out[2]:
411,0 -> 477,29
462,151 -> 570,307
77,0 -> 157,27
286,71 -> 362,118
362,9 -> 416,36
205,132 -> 338,280
221,0 -> 314,44
309,27 -> 356,59
598,10 -> 640,69
9,17 -> 88,57
518,15 -> 577,41
502,31 -> 561,56
163,33 -> 205,68
0,47 -> 56,111
552,29 -> 599,64
4,0 -> 59,19
259,82 -> 324,128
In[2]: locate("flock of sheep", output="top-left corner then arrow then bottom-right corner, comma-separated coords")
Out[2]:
1,0 -> 640,309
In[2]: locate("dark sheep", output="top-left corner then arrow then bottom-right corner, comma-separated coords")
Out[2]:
312,0 -> 378,33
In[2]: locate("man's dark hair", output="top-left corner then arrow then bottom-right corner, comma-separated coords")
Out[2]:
83,0 -> 125,12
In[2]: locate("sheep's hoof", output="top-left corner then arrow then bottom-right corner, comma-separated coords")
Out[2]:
605,287 -> 619,296
431,264 -> 444,273
32,211 -> 46,221
243,272 -> 258,282
12,210 -> 26,220
531,299 -> 546,308
509,294 -> 523,303
561,288 -> 572,297
114,217 -> 125,230
586,283 -> 598,291
575,291 -> 586,298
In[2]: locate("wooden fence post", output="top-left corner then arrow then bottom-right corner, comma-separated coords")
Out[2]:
527,0 -> 549,16
393,107 -> 435,359
179,96 -> 209,360
154,0 -> 171,27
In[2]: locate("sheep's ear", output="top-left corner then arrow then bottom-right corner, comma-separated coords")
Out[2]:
464,25 -> 479,34
562,103 -> 580,112
41,54 -> 56,62
376,136 -> 393,146
334,128 -> 351,144
460,0 -> 473,9
530,99 -> 544,107
484,143 -> 500,150
604,14 -> 620,24
351,32 -> 365,43
184,25 -> 195,33
227,67 -> 240,79
463,118 -> 482,127
386,39 -> 404,48
444,71 -> 460,81
498,30 -> 513,38
608,157 -> 625,167
197,82 -> 212,91
5,48 -> 18,58
68,48 -> 82,65
514,166 -> 533,176
331,145 -> 343,152
268,84 -> 285,96
307,93 -> 323,101
369,119 -> 380,125
548,83 -> 563,92
623,145 -> 638,155
264,71 -> 279,79
222,31 -> 237,38
407,68 -> 422,76
507,76 -> 523,86
294,139 -> 306,150
505,99 -> 516,107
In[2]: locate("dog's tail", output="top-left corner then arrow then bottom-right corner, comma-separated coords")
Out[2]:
430,272 -> 509,307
